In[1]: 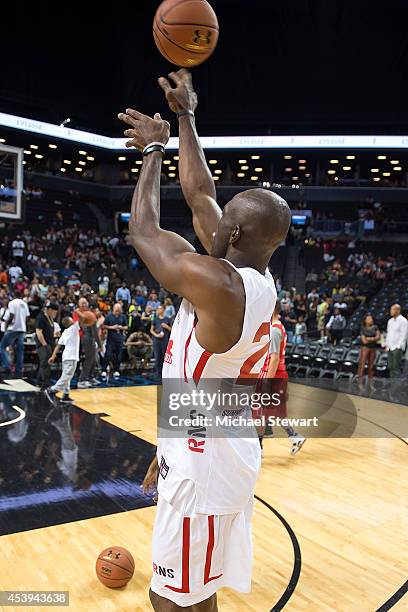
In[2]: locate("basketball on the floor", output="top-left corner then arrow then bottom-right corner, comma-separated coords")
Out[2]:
95,546 -> 135,588
153,0 -> 219,67
81,310 -> 96,327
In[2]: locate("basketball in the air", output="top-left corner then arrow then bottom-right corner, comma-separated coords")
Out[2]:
95,546 -> 135,588
153,0 -> 219,67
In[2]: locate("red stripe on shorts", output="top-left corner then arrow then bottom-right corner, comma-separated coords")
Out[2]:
165,517 -> 191,593
204,515 -> 223,585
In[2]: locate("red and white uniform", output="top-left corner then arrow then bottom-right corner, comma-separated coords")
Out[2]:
151,262 -> 276,606
257,320 -> 289,419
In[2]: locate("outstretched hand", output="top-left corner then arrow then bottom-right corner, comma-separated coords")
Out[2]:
158,68 -> 198,114
118,109 -> 170,150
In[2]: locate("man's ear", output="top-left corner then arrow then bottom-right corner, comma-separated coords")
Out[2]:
229,225 -> 241,244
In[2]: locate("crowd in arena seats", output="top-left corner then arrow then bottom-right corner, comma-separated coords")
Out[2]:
0,227 -> 181,386
0,224 -> 406,391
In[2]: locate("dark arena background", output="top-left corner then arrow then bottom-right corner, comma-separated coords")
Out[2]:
0,2 -> 407,611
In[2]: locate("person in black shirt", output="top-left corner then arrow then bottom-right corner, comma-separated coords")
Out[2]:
35,301 -> 59,389
358,314 -> 380,391
150,305 -> 172,381
103,303 -> 128,378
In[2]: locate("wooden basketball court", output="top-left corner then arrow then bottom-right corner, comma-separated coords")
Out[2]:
1,383 -> 407,611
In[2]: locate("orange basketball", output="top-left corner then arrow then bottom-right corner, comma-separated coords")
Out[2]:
95,546 -> 135,588
81,310 -> 96,327
153,0 -> 219,67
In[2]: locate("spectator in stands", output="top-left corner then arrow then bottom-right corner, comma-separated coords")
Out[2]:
164,297 -> 176,321
135,280 -> 148,297
294,316 -> 307,344
0,290 -> 30,378
76,298 -> 102,388
12,235 -> 25,262
150,305 -> 172,381
146,291 -> 161,311
358,314 -> 380,391
116,281 -> 131,311
386,304 -> 408,378
125,331 -> 153,371
326,307 -> 346,345
0,297 -> 9,340
47,313 -> 84,403
8,261 -> 23,286
35,301 -> 59,389
0,264 -> 8,287
317,297 -> 329,340
103,303 -> 128,378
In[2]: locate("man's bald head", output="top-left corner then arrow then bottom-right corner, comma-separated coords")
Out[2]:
211,188 -> 291,263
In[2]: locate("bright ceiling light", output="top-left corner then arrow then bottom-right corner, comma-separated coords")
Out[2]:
327,170 -> 336,174
131,168 -> 139,173
60,167 -> 66,172
118,156 -> 126,161
254,167 -> 263,172
382,172 -> 391,176
214,170 -> 222,174
173,155 -> 179,160
342,166 -> 351,171
237,173 -> 245,177
330,159 -> 339,164
168,173 -> 176,178
22,161 -> 26,165
24,150 -> 31,155
30,144 -> 38,149
213,176 -> 219,181
298,166 -> 306,170
377,155 -> 386,160
251,176 -> 259,181
393,166 -> 402,171
285,167 -> 293,172
87,156 -> 94,161
48,144 -> 57,149
136,160 -> 143,165
35,154 -> 43,159
79,150 -> 87,155
63,160 -> 71,164
284,155 -> 292,160
0,138 -> 5,143
251,155 -> 260,160
298,159 -> 306,164
75,167 -> 83,172
370,168 -> 379,173
169,166 -> 176,170
373,177 -> 380,181
390,160 -> 399,165
241,165 -> 249,170
163,160 -> 171,165
292,176 -> 299,181
305,173 -> 310,178
239,160 -> 247,164
78,160 -> 86,165
209,160 -> 217,164
346,155 -> 356,160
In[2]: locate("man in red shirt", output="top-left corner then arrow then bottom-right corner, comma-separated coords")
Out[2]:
257,300 -> 306,456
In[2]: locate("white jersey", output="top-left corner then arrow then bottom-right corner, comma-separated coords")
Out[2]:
158,262 -> 276,515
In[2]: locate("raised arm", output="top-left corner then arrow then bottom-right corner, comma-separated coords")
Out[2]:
117,108 -> 230,310
158,69 -> 221,254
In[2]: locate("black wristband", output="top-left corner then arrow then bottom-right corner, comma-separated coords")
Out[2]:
177,110 -> 195,119
142,144 -> 165,157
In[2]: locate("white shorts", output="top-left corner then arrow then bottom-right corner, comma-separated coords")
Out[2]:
151,482 -> 254,607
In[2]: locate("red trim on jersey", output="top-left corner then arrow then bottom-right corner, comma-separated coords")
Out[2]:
204,515 -> 223,585
183,327 -> 194,382
192,350 -> 213,385
165,517 -> 191,593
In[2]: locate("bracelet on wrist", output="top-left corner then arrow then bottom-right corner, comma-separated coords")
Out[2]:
142,142 -> 166,157
177,110 -> 195,119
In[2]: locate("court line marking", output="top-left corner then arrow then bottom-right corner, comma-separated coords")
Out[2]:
375,581 -> 408,611
254,495 -> 301,612
0,405 -> 26,427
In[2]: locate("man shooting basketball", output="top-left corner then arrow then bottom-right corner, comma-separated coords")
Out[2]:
118,69 -> 290,612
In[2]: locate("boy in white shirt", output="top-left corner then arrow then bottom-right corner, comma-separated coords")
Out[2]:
45,312 -> 84,403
